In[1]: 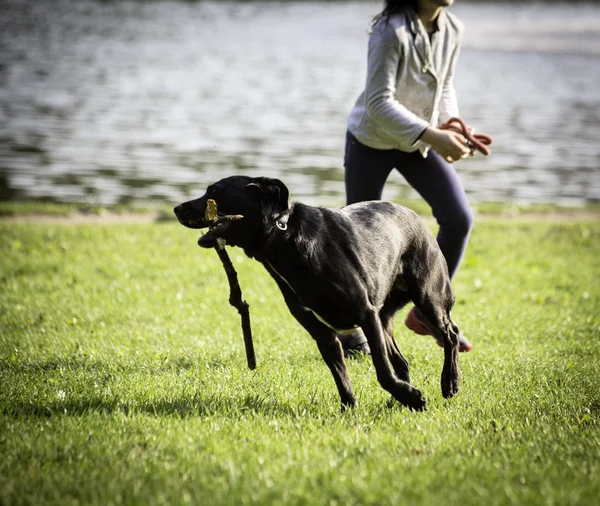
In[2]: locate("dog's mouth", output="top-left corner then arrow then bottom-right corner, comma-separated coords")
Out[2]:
178,216 -> 207,229
175,199 -> 245,249
173,207 -> 207,230
175,207 -> 240,248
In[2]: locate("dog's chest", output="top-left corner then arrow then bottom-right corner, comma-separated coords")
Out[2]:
265,260 -> 358,334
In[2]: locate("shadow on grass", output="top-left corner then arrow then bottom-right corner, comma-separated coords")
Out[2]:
0,354 -> 242,374
1,356 -> 365,420
2,391 -> 312,419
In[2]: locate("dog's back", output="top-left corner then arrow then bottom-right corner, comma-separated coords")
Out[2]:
338,200 -> 448,297
340,200 -> 434,254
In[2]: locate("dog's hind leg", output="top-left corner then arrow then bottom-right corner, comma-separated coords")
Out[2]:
412,281 -> 461,399
420,305 -> 460,399
361,308 -> 426,411
441,318 -> 461,398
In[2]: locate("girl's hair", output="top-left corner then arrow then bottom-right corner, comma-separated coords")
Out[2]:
371,0 -> 418,28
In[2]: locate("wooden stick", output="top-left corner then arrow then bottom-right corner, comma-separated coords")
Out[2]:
204,200 -> 256,370
213,238 -> 256,370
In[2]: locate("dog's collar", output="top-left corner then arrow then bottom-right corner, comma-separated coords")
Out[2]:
273,211 -> 290,231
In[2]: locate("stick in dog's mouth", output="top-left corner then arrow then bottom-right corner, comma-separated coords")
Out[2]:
201,199 -> 256,370
204,199 -> 244,232
197,199 -> 244,247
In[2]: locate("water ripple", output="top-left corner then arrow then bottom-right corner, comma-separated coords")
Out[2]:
1,0 -> 599,206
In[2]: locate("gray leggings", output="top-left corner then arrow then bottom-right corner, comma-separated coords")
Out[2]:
344,131 -> 473,279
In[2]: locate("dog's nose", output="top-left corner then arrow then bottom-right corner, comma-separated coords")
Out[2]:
173,204 -> 183,216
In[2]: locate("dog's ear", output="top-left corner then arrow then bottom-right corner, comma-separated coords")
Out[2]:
246,178 -> 290,218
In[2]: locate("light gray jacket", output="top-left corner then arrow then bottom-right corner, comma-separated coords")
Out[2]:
347,8 -> 463,155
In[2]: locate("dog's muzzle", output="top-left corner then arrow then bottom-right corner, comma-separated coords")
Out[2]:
173,204 -> 207,229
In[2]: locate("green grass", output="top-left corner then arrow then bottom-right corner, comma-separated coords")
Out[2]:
1,219 -> 599,505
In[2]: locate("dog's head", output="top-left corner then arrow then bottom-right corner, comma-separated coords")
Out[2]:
174,175 -> 290,250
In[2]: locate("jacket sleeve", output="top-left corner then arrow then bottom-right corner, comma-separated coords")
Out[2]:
363,24 -> 429,145
438,43 -> 461,125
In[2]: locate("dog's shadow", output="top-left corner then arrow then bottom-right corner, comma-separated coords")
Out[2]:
2,354 -> 407,420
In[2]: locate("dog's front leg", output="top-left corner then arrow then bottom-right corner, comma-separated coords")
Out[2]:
312,331 -> 357,410
274,284 -> 356,409
362,310 -> 427,411
290,308 -> 356,409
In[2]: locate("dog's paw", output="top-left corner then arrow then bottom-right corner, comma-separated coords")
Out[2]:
406,389 -> 427,412
340,397 -> 357,411
391,387 -> 427,412
441,371 -> 460,398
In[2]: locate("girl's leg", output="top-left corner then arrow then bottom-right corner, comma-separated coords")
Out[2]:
396,149 -> 474,279
396,149 -> 474,352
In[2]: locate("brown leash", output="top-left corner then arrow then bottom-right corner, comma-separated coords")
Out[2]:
439,117 -> 493,156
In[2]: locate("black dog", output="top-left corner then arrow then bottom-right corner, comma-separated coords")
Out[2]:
174,176 -> 462,411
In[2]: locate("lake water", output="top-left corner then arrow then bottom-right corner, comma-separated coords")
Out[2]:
1,0 -> 599,207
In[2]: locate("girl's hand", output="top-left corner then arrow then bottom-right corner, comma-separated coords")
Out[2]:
421,127 -> 470,163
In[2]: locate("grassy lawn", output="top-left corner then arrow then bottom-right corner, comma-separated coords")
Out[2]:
1,217 -> 599,505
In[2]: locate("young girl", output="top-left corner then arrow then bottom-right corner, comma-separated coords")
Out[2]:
341,0 -> 474,355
